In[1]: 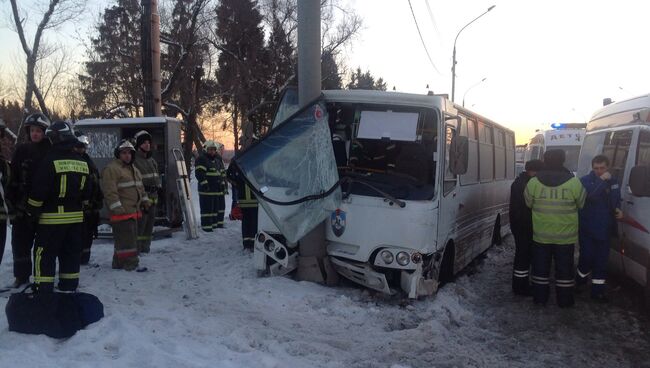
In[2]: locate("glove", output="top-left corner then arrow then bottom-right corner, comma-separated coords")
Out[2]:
600,172 -> 612,181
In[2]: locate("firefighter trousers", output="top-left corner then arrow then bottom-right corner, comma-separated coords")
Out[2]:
199,193 -> 219,231
80,211 -> 99,264
576,232 -> 609,297
112,218 -> 139,271
11,218 -> 37,280
0,219 -> 6,266
512,230 -> 533,295
531,242 -> 575,307
137,201 -> 156,253
241,206 -> 258,250
216,194 -> 225,229
33,222 -> 84,292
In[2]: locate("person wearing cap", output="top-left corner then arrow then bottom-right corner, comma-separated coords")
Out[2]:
132,130 -> 161,253
509,159 -> 544,296
524,149 -> 586,307
6,113 -> 51,288
26,121 -> 91,292
0,119 -> 11,269
101,139 -> 150,271
73,131 -> 103,265
195,140 -> 226,231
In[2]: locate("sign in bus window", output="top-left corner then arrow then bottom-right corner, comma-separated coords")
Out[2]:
357,111 -> 419,141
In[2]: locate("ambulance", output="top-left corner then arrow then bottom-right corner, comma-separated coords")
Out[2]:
525,123 -> 586,173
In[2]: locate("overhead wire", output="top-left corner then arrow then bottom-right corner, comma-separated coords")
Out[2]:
407,0 -> 441,75
424,0 -> 441,42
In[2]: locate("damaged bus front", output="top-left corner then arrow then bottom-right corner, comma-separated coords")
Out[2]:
234,90 -> 514,298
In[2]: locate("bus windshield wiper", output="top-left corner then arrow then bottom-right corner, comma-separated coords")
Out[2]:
339,175 -> 406,208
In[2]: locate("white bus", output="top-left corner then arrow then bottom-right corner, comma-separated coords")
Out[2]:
233,89 -> 515,298
524,124 -> 586,173
576,94 -> 650,304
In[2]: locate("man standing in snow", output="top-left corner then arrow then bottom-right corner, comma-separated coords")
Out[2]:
133,130 -> 161,252
524,149 -> 585,307
509,159 -> 543,296
195,140 -> 226,231
576,155 -> 622,303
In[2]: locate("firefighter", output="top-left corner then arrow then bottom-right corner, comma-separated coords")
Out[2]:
133,130 -> 161,252
0,119 -> 11,267
7,113 -> 51,288
509,159 -> 544,296
195,140 -> 226,231
226,162 -> 258,251
102,139 -> 150,271
576,155 -> 623,303
215,141 -> 227,228
524,149 -> 586,307
73,131 -> 103,265
26,121 -> 90,292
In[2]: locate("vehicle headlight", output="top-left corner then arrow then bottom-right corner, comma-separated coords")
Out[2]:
396,252 -> 410,266
264,240 -> 275,252
380,250 -> 394,264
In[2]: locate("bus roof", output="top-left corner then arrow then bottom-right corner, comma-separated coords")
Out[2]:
587,94 -> 650,132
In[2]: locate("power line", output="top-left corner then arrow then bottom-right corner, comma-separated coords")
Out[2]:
407,0 -> 441,75
424,0 -> 441,41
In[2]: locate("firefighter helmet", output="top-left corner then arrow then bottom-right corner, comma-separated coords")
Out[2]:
74,130 -> 90,148
45,120 -> 77,146
23,113 -> 50,132
114,139 -> 136,159
134,130 -> 152,148
203,140 -> 218,150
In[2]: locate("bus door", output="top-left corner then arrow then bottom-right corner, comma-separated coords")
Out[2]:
437,118 -> 460,249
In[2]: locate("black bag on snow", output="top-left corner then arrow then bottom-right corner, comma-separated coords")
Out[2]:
5,286 -> 104,338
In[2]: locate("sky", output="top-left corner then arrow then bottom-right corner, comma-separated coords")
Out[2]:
1,0 -> 649,144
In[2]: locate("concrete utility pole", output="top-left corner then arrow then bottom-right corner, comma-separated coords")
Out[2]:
141,0 -> 162,117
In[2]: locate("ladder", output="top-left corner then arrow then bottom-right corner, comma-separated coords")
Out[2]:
173,149 -> 199,239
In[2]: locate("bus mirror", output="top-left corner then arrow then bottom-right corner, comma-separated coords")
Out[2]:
629,165 -> 650,196
449,135 -> 469,175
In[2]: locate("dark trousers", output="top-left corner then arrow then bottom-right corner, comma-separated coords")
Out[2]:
577,232 -> 610,297
241,206 -> 258,249
199,194 -> 218,232
512,230 -> 533,294
137,201 -> 156,252
216,194 -> 225,228
12,218 -> 37,280
80,212 -> 99,264
33,223 -> 84,292
531,242 -> 575,307
0,219 -> 6,265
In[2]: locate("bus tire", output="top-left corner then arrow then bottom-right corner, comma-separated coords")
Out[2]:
492,216 -> 502,246
438,241 -> 455,285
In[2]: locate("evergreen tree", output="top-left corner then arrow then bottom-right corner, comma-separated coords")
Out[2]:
321,51 -> 342,90
347,67 -> 387,91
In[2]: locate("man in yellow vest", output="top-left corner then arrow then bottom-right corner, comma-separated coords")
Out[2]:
524,149 -> 586,307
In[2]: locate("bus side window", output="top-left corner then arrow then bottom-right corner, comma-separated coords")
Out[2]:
505,133 -> 515,179
461,119 -> 479,185
479,122 -> 494,182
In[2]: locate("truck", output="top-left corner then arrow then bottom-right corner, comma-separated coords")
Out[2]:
232,89 -> 515,298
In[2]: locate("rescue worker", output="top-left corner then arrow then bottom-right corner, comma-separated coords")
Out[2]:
26,121 -> 90,292
0,118 -> 12,267
215,141 -> 227,228
509,159 -> 544,296
226,162 -> 258,251
195,140 -> 226,231
73,131 -> 103,265
7,113 -> 51,287
524,149 -> 586,307
133,130 -> 161,252
102,139 -> 150,271
576,155 -> 623,303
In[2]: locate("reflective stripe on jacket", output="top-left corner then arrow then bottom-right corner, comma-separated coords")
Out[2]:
101,158 -> 148,218
133,150 -> 161,197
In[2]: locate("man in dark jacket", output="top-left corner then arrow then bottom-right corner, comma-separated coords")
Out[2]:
509,159 -> 543,295
74,131 -> 103,265
576,155 -> 622,302
195,140 -> 226,232
7,113 -> 51,288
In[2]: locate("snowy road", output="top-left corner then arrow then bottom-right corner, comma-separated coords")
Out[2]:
0,200 -> 649,367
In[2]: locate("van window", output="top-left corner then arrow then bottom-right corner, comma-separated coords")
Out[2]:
636,130 -> 650,166
602,130 -> 633,185
577,132 -> 606,178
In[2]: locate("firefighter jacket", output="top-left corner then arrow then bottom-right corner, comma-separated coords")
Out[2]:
579,171 -> 621,240
7,139 -> 51,213
80,152 -> 103,212
25,145 -> 91,225
0,158 -> 11,220
509,171 -> 533,238
133,149 -> 161,200
226,163 -> 258,208
195,153 -> 226,194
524,168 -> 586,245
101,158 -> 149,221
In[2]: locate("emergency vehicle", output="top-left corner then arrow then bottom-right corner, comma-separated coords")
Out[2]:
524,123 -> 586,173
576,94 -> 650,304
233,89 -> 515,298
515,144 -> 527,173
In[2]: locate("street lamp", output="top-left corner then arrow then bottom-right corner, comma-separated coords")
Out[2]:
451,5 -> 496,102
462,77 -> 487,107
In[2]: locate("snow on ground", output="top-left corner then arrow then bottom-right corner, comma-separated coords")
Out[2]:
0,190 -> 649,367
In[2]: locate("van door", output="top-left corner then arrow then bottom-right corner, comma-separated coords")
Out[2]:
233,99 -> 341,243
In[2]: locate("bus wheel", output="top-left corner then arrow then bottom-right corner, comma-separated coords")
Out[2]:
438,242 -> 455,285
492,216 -> 502,246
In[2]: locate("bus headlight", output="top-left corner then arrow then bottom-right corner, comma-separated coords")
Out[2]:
257,233 -> 266,243
380,250 -> 394,264
264,240 -> 276,252
396,252 -> 410,266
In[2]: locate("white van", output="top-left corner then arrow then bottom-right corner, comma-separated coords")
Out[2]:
576,94 -> 650,304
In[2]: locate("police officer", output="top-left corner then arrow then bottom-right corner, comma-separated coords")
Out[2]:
26,121 -> 90,292
195,140 -> 226,231
576,155 -> 623,302
524,149 -> 586,307
509,159 -> 544,296
73,131 -> 103,265
0,119 -> 11,268
102,139 -> 150,271
7,113 -> 51,287
133,130 -> 161,252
